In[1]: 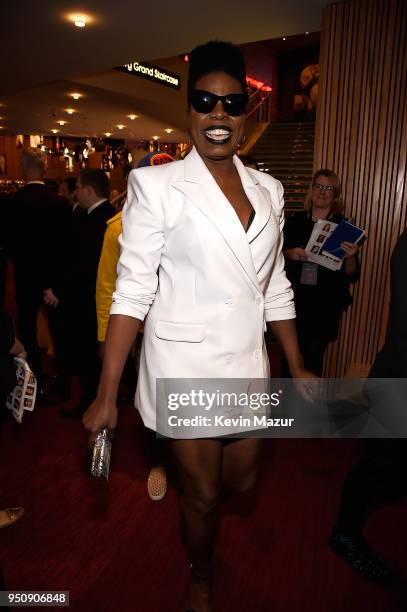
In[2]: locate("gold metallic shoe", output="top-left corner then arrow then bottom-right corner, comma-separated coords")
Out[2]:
0,507 -> 25,528
147,466 -> 167,501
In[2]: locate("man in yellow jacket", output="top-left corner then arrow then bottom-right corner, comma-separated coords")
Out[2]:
96,151 -> 174,500
96,209 -> 123,344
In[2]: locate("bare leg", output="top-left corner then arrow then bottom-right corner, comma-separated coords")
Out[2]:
222,438 -> 263,492
171,439 -> 223,611
171,438 -> 263,610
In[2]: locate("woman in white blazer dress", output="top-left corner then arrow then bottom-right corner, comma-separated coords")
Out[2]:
84,41 -> 314,611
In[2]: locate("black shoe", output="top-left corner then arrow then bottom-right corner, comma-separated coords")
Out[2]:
60,406 -> 85,419
329,528 -> 394,584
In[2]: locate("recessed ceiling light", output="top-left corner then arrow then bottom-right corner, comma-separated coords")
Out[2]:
57,120 -> 67,126
128,114 -> 138,120
305,31 -> 309,35
116,124 -> 125,130
283,37 -> 286,41
74,15 -> 87,28
70,93 -> 82,100
105,132 -> 112,137
164,128 -> 174,134
0,126 -> 4,130
152,136 -> 159,140
51,129 -> 59,134
66,12 -> 95,29
65,108 -> 76,114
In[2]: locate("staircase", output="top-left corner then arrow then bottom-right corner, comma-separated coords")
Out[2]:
249,122 -> 315,210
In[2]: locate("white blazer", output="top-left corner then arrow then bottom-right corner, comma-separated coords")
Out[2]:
111,147 -> 295,431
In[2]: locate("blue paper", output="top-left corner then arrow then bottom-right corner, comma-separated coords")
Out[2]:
322,221 -> 364,260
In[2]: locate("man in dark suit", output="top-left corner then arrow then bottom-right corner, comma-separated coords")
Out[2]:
2,148 -> 71,393
330,230 -> 407,583
0,194 -> 7,308
61,169 -> 114,418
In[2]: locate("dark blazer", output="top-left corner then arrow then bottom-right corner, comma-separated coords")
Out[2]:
70,200 -> 115,307
0,307 -> 17,399
2,183 -> 71,295
369,231 -> 407,378
0,195 -> 7,305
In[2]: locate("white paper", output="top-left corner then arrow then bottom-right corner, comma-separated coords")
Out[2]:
305,220 -> 342,271
6,357 -> 37,423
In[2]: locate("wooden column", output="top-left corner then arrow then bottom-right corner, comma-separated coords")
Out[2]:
314,0 -> 407,376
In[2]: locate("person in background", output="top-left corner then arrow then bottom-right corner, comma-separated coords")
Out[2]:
2,148 -> 71,395
0,193 -> 6,308
42,180 -> 74,400
137,151 -> 174,168
129,144 -> 150,169
44,178 -> 60,196
0,307 -> 25,528
61,169 -> 115,418
95,152 -> 174,501
329,228 -> 407,583
59,176 -> 79,212
283,169 -> 361,375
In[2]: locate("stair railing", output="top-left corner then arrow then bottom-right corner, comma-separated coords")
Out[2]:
239,89 -> 273,155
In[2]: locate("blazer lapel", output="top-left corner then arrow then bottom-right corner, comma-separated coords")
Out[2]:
171,148 -> 263,293
233,156 -> 273,244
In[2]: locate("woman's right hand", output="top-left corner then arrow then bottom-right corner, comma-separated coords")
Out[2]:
82,314 -> 141,440
82,397 -> 118,438
284,247 -> 308,262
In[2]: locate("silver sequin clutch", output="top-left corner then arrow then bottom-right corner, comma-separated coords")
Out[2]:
90,428 -> 112,479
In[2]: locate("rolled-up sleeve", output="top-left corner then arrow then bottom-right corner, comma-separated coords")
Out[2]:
264,180 -> 296,322
110,170 -> 164,321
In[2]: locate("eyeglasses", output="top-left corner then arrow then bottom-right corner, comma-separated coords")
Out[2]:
189,89 -> 249,116
313,183 -> 335,192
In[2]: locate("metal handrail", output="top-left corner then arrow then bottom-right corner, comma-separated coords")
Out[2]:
239,91 -> 273,154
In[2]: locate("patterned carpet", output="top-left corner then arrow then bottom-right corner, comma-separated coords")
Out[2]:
1,396 -> 406,612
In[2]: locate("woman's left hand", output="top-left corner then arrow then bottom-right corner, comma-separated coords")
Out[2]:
341,241 -> 359,259
290,366 -> 320,403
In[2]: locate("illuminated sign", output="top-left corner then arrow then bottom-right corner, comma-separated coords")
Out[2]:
115,61 -> 181,90
246,76 -> 272,92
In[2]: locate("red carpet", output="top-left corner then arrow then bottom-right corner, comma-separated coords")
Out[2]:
1,398 -> 406,612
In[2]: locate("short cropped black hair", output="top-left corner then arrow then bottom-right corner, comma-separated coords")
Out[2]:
187,40 -> 247,101
79,169 -> 109,199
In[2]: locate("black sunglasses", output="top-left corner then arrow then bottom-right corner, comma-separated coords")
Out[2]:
189,89 -> 249,116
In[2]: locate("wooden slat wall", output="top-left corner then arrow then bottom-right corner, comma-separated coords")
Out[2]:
314,0 -> 407,377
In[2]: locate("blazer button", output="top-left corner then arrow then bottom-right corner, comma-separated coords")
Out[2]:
255,295 -> 262,305
225,354 -> 234,363
225,298 -> 236,307
253,349 -> 261,360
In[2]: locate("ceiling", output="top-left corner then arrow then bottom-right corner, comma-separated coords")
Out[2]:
0,0 -> 328,140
